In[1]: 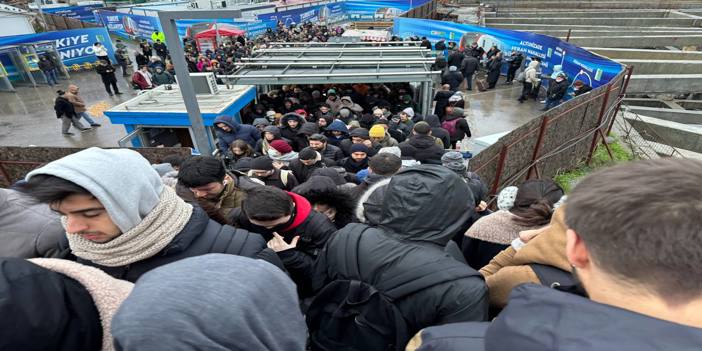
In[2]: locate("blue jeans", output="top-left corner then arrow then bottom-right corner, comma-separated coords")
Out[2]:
43,69 -> 58,86
544,98 -> 562,110
77,111 -> 97,125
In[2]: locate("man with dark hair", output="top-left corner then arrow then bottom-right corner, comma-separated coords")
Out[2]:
309,133 -> 344,162
176,155 -> 247,220
408,158 -> 702,350
288,147 -> 332,183
399,122 -> 446,164
247,156 -> 298,191
340,128 -> 379,157
352,153 -> 401,200
20,148 -> 283,282
230,186 -> 337,295
339,144 -> 370,176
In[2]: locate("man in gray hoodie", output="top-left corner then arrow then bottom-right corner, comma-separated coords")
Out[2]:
112,254 -> 307,351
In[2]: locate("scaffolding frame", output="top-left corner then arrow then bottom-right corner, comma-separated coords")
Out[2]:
221,42 -> 440,116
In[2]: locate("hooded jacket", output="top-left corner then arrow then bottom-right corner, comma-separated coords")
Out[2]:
399,134 -> 446,164
255,125 -> 288,155
0,188 -> 65,258
423,114 -> 449,145
60,206 -> 284,282
312,165 -> 488,336
325,119 -> 350,146
112,254 -> 307,351
408,284 -> 702,351
230,193 -> 337,296
292,175 -> 357,229
433,90 -> 454,118
340,96 -> 363,114
0,257 -> 133,351
288,152 -> 332,183
280,113 -> 307,151
214,115 -> 260,153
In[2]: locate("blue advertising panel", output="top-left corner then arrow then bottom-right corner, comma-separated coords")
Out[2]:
343,0 -> 431,21
43,4 -> 103,23
257,2 -> 345,26
0,27 -> 116,66
393,18 -> 623,88
94,10 -> 163,41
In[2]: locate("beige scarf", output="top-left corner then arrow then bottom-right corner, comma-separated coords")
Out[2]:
64,186 -> 193,267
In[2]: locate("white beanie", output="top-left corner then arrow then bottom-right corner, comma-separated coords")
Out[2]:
497,186 -> 519,211
402,107 -> 415,118
26,147 -> 164,233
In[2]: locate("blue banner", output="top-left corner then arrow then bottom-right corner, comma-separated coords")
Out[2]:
94,10 -> 163,41
393,18 -> 623,88
257,2 -> 346,26
0,27 -> 116,66
43,4 -> 103,23
343,0 -> 431,21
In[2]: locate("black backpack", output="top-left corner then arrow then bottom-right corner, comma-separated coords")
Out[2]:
307,228 -> 478,351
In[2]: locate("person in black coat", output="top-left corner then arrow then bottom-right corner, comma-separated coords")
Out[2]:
288,147 -> 332,183
420,37 -> 432,50
460,55 -> 479,91
504,51 -> 524,84
292,175 -> 357,230
467,42 -> 485,59
442,66 -> 464,92
573,80 -> 593,96
229,186 -> 338,296
543,72 -> 569,111
399,122 -> 446,164
447,49 -> 464,69
310,165 -> 488,348
94,60 -> 121,96
433,84 -> 454,118
279,112 -> 307,152
486,52 -> 503,89
423,114 -> 451,149
20,148 -> 284,284
248,156 -> 299,191
308,133 -> 345,162
54,90 -> 90,135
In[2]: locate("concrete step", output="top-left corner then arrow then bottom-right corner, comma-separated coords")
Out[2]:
623,112 -> 702,153
586,48 -> 702,61
485,17 -> 702,27
613,59 -> 702,74
627,74 -> 702,94
484,0 -> 702,10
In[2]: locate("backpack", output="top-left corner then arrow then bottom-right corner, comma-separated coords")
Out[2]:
307,228 -> 478,351
516,70 -> 526,83
441,118 -> 460,137
530,263 -> 577,289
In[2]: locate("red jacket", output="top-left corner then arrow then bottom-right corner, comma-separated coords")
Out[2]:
131,71 -> 152,90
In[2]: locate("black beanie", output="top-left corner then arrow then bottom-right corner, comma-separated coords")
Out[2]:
299,147 -> 317,161
251,156 -> 274,171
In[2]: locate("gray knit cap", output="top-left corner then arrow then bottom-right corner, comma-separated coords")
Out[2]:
497,186 -> 519,210
441,151 -> 466,173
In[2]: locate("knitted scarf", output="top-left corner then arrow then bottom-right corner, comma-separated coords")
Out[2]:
64,186 -> 193,267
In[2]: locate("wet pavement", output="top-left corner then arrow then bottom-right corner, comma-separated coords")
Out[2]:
0,71 -> 543,149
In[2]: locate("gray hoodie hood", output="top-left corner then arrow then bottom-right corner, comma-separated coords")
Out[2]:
112,254 -> 307,351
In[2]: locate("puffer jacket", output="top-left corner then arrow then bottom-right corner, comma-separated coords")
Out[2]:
58,207 -> 283,282
399,135 -> 446,164
423,115 -> 451,150
312,165 -> 488,341
214,115 -> 260,152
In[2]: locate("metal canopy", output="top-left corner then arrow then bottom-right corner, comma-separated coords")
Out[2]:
222,41 -> 439,85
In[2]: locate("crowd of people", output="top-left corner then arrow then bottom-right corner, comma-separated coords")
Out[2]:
2,144 -> 701,350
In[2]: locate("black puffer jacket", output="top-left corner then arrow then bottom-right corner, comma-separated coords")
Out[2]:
399,135 -> 446,164
59,207 -> 283,282
547,79 -> 569,101
280,113 -> 307,151
54,96 -> 77,119
312,165 -> 489,336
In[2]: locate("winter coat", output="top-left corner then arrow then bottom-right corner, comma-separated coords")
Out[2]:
312,165 -> 488,337
443,108 -> 472,143
292,175 -> 357,229
324,120 -> 350,147
230,193 -> 337,296
399,135 -> 446,164
255,126 -> 289,155
524,61 -> 541,85
461,55 -> 479,76
95,63 -> 117,82
408,283 -> 702,351
433,90 -> 454,118
319,143 -> 345,162
326,96 -> 343,113
214,115 -> 260,152
152,71 -> 175,85
547,79 -> 569,101
288,153 -> 332,183
479,206 -> 570,308
574,84 -> 593,96
54,96 -> 76,118
424,114 -> 451,149
487,58 -> 503,84
131,71 -> 152,90
447,51 -> 464,68
442,70 -> 464,91
279,113 -> 307,152
339,156 -> 369,175
38,58 -> 55,72
58,207 -> 283,282
462,210 -> 537,270
0,188 -> 65,258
